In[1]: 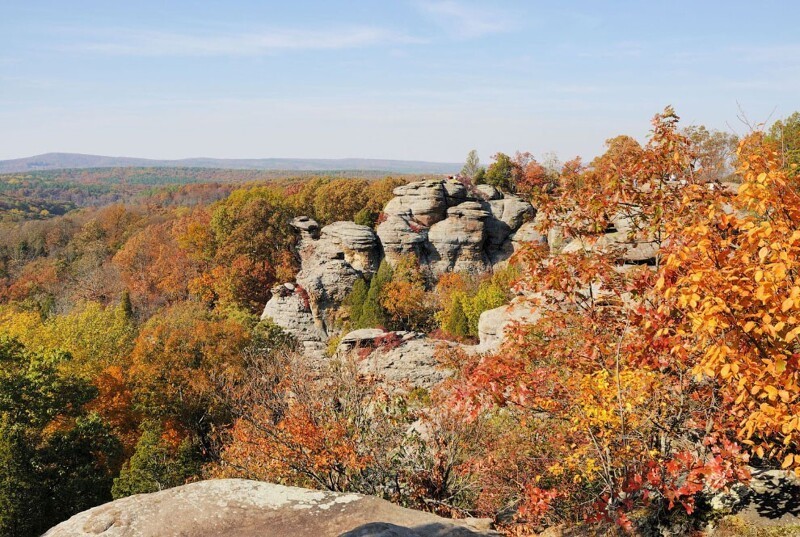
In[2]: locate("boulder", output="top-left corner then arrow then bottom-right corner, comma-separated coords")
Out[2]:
383,180 -> 448,226
477,298 -> 541,352
319,221 -> 382,275
356,333 -> 456,390
443,179 -> 470,206
511,221 -> 547,249
44,479 -> 495,537
474,184 -> 502,200
561,233 -> 658,265
338,328 -> 389,352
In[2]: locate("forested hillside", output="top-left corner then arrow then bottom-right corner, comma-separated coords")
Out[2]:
3,109 -> 800,536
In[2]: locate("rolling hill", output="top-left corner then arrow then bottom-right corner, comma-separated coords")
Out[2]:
0,153 -> 461,175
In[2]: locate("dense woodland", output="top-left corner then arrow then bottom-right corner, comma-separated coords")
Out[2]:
1,109 -> 800,535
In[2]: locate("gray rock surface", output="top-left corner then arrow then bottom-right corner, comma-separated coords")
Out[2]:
477,298 -> 541,352
45,479 -> 495,537
427,202 -> 491,274
264,218 -> 381,343
511,221 -> 547,250
383,180 -> 448,227
261,283 -> 326,345
377,178 -> 534,272
376,214 -> 429,267
474,184 -> 502,200
355,333 -> 456,390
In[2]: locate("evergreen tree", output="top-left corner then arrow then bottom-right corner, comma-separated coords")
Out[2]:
357,260 -> 392,329
344,277 -> 369,327
112,422 -> 201,499
441,293 -> 471,339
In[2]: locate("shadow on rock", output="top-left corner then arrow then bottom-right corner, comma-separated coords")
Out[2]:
339,521 -> 491,537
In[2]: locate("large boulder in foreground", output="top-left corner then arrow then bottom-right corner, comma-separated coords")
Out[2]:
45,479 -> 494,537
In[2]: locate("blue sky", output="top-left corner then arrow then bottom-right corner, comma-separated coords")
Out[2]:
1,1 -> 799,163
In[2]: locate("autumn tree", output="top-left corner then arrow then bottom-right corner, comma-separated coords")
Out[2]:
381,254 -> 434,332
767,111 -> 800,169
453,108 -> 750,532
0,337 -> 122,536
112,421 -> 201,499
127,302 -> 250,449
684,125 -> 739,182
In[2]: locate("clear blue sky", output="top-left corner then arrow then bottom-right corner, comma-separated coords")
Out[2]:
1,1 -> 798,163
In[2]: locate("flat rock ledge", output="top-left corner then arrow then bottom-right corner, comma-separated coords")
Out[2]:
45,479 -> 496,537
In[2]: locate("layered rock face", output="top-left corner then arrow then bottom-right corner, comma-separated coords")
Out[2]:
261,217 -> 381,351
261,179 -> 536,355
45,479 -> 495,537
377,179 -> 534,274
337,328 -> 458,390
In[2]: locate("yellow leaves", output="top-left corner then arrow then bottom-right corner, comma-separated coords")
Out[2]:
784,297 -> 797,313
743,321 -> 756,333
763,385 -> 779,401
782,453 -> 795,469
786,326 -> 800,343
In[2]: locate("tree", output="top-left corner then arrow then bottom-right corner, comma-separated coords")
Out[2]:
127,302 -> 250,447
0,337 -> 121,536
344,277 -> 369,327
767,111 -> 800,169
683,125 -> 738,182
381,254 -> 433,332
356,260 -> 393,329
483,152 -> 520,192
452,108 -> 750,531
461,150 -> 484,182
112,422 -> 201,499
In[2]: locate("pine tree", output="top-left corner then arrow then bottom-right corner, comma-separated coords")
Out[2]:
112,422 -> 200,499
357,260 -> 392,329
345,278 -> 369,327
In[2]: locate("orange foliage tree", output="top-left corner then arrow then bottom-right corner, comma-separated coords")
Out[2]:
451,108 -> 767,531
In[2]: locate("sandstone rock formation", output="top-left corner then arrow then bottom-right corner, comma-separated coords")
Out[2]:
45,479 -> 495,537
337,329 -> 455,390
427,201 -> 491,274
261,217 -> 381,352
477,297 -> 541,352
376,178 -> 534,274
260,282 -> 326,355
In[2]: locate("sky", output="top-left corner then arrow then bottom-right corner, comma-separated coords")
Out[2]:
1,0 -> 799,163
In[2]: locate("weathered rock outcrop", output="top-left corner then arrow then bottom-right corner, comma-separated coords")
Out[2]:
477,297 -> 541,352
377,179 -> 534,274
260,282 -> 326,355
45,479 -> 495,537
337,329 -> 456,390
262,217 -> 381,351
427,202 -> 491,274
263,178 -> 538,359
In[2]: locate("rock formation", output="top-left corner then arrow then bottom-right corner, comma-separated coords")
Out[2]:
376,178 -> 534,274
44,479 -> 496,537
261,217 -> 381,352
261,178 -> 536,356
337,328 -> 457,390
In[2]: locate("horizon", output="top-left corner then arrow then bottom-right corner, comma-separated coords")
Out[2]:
2,1 -> 799,163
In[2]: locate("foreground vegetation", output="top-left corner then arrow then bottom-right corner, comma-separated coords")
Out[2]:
1,110 -> 799,535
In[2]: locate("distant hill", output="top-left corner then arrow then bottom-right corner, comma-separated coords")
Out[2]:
0,153 -> 461,175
